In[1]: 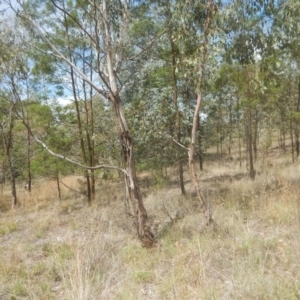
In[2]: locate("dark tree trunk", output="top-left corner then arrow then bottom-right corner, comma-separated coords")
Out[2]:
290,119 -> 295,163
253,109 -> 259,160
64,10 -> 93,204
83,48 -> 96,200
8,158 -> 18,208
56,171 -> 61,199
1,113 -> 18,208
167,10 -> 186,196
228,99 -> 233,155
70,66 -> 92,204
246,67 -> 256,180
247,108 -> 256,179
237,94 -> 242,167
295,74 -> 300,158
179,161 -> 186,194
26,126 -> 32,192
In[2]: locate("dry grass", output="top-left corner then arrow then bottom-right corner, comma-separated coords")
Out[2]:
1,155 -> 300,299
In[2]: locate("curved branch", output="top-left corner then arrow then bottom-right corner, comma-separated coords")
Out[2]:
166,134 -> 189,151
10,93 -> 127,176
33,133 -> 127,174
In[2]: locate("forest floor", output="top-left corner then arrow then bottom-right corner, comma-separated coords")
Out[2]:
0,150 -> 300,299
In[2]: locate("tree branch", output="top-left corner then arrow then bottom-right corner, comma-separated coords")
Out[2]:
13,1 -> 112,100
8,79 -> 128,176
167,134 -> 189,150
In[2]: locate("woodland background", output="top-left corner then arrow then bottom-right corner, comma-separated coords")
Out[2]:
1,0 -> 300,298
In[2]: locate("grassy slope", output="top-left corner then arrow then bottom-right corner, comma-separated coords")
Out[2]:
0,153 -> 300,300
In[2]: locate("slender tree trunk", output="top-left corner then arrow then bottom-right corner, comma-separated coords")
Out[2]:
56,171 -> 61,200
189,93 -> 210,222
167,9 -> 186,195
228,99 -> 233,155
64,11 -> 92,204
187,0 -> 216,224
247,108 -> 256,179
179,161 -> 185,193
89,79 -> 96,197
1,114 -> 18,208
295,74 -> 300,158
0,164 -> 3,197
70,66 -> 92,204
112,95 -> 155,247
253,109 -> 259,160
26,126 -> 32,192
103,0 -> 154,247
198,116 -> 204,171
237,95 -> 242,167
290,119 -> 295,163
83,47 -> 96,199
0,162 -> 4,196
246,67 -> 255,180
8,155 -> 17,208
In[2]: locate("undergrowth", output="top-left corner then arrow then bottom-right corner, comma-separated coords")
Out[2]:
0,155 -> 300,299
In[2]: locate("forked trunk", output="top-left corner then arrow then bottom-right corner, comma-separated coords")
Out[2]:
112,95 -> 155,247
103,0 -> 154,247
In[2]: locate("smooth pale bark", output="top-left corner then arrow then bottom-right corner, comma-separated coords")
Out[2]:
103,0 -> 155,247
12,0 -> 155,246
189,93 -> 210,221
198,116 -> 204,171
188,0 -> 216,224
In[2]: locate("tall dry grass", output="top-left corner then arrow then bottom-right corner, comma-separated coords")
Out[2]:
0,155 -> 300,299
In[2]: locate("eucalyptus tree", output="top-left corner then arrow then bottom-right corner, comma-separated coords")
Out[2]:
273,0 -> 300,158
50,11 -> 99,203
123,1 -> 188,191
0,16 -> 27,207
25,100 -> 75,197
157,0 -> 187,194
171,0 -> 219,223
219,0 -> 280,178
7,0 -> 157,247
0,95 -> 18,207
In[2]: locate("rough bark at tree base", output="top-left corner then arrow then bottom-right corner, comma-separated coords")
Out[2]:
120,130 -> 156,248
189,147 -> 212,226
